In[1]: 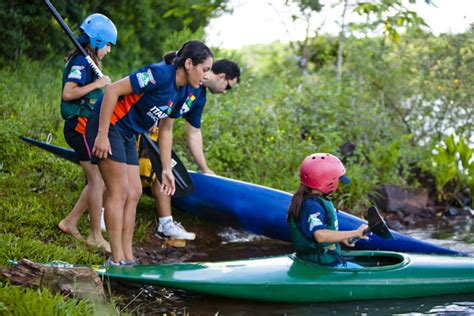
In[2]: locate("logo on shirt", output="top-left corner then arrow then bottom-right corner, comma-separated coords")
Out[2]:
147,106 -> 168,121
308,212 -> 323,231
180,93 -> 195,115
167,100 -> 173,115
136,69 -> 156,88
147,101 -> 173,122
68,65 -> 84,79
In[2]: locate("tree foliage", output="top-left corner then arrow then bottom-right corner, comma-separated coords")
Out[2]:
1,0 -> 471,214
280,0 -> 433,73
353,0 -> 430,41
216,25 -> 473,212
0,0 -> 229,69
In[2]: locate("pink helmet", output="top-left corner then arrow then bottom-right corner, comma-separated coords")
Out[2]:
299,153 -> 350,194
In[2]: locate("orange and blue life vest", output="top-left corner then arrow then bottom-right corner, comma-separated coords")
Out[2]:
92,62 -> 187,139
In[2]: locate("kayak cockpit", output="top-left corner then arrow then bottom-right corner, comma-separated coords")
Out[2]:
343,251 -> 408,268
292,251 -> 410,271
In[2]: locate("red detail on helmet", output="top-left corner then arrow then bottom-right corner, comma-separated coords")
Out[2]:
299,153 -> 347,194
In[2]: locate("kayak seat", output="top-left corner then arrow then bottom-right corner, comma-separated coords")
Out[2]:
343,251 -> 406,268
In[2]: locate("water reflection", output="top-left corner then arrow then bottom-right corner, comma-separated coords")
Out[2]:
118,285 -> 474,315
400,216 -> 474,255
177,293 -> 474,315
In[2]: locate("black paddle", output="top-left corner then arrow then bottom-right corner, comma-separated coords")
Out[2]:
365,206 -> 394,240
44,0 -> 194,196
21,136 -> 79,164
144,136 -> 194,196
350,206 -> 395,243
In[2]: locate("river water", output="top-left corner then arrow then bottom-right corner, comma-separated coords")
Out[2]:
117,215 -> 474,315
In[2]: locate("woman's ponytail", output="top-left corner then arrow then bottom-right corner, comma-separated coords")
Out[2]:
163,40 -> 213,67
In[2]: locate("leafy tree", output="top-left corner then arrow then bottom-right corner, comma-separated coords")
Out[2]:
0,0 -> 80,65
352,0 -> 432,42
279,0 -> 433,75
265,0 -> 324,73
0,0 -> 230,69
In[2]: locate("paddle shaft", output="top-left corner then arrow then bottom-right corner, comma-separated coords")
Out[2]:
44,0 -> 187,191
44,0 -> 102,78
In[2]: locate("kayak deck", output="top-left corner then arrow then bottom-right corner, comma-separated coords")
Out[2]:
97,251 -> 474,302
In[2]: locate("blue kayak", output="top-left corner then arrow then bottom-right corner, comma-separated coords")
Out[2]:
172,172 -> 463,256
21,137 -> 465,256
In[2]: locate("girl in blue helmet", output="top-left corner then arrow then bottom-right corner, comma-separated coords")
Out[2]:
85,40 -> 213,266
58,13 -> 117,253
287,153 -> 368,268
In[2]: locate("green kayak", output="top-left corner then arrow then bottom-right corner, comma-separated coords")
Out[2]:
96,251 -> 474,302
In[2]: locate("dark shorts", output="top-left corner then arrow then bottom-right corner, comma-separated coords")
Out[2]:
85,111 -> 139,165
63,122 -> 91,161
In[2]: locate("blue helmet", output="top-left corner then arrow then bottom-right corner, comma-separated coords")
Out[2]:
80,13 -> 117,50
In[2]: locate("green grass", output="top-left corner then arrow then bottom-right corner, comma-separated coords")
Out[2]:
0,60 -> 158,313
0,281 -> 116,315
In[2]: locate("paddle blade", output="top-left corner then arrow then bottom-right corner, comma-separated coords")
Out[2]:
367,206 -> 395,240
144,135 -> 195,197
21,136 -> 79,164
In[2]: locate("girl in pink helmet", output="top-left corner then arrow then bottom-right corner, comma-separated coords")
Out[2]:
287,153 -> 368,268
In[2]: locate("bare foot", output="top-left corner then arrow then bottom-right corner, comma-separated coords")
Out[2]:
58,220 -> 83,239
86,234 -> 111,253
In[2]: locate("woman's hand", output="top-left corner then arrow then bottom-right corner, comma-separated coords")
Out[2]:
160,169 -> 176,196
95,76 -> 112,89
92,133 -> 112,159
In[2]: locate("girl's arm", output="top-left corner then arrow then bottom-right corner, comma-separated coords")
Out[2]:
313,224 -> 369,243
92,77 -> 133,159
158,117 -> 176,196
62,76 -> 111,101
